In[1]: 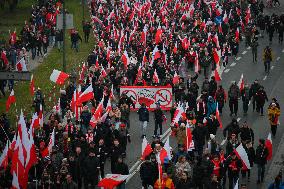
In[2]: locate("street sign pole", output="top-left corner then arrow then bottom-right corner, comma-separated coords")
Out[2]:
62,0 -> 66,72
82,0 -> 85,21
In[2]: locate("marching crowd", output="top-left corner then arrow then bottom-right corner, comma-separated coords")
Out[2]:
0,0 -> 284,188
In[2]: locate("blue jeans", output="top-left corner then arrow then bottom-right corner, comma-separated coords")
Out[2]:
71,41 -> 79,52
31,48 -> 36,60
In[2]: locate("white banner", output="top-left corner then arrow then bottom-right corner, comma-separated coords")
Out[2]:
120,86 -> 173,110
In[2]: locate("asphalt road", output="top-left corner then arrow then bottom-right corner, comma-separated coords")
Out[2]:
98,5 -> 284,189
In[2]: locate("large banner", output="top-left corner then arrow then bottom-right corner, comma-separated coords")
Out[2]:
120,86 -> 173,111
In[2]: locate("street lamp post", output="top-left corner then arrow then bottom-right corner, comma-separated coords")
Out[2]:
62,0 -> 66,72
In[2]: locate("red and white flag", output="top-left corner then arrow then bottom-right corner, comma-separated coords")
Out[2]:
121,50 -> 130,69
78,84 -> 94,104
214,66 -> 222,81
90,97 -> 104,128
6,89 -> 16,112
0,142 -> 9,170
238,74 -> 244,92
16,57 -> 27,72
158,136 -> 171,163
223,11 -> 229,23
30,74 -> 35,96
98,174 -> 129,188
141,137 -> 153,160
153,69 -> 160,83
216,103 -> 223,128
1,51 -> 9,66
41,127 -> 55,157
8,134 -> 16,159
155,26 -> 163,45
79,63 -> 87,83
50,69 -> 69,85
141,25 -> 147,46
234,143 -> 251,169
194,51 -> 200,73
100,66 -> 107,78
213,34 -> 220,49
185,122 -> 193,151
265,133 -> 273,161
172,71 -> 179,85
152,46 -> 161,62
173,41 -> 178,54
30,113 -> 39,135
235,27 -> 240,43
213,48 -> 221,65
11,172 -> 20,189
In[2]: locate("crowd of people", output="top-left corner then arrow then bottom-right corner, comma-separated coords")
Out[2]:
0,0 -> 284,188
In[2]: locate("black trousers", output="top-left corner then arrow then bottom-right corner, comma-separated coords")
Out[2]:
229,99 -> 238,114
271,125 -> 277,136
154,121 -> 163,136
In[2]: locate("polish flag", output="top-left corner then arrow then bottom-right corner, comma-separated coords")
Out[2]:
218,23 -> 223,34
213,34 -> 220,49
134,65 -> 143,84
223,11 -> 229,23
1,51 -> 9,66
98,174 -> 129,188
18,111 -> 30,162
78,84 -> 94,104
235,27 -> 240,43
37,104 -> 43,127
8,134 -> 16,159
238,74 -> 244,92
105,97 -> 112,112
185,123 -> 193,151
245,7 -> 251,24
92,16 -> 103,25
10,31 -> 17,44
213,48 -> 221,65
236,7 -> 241,16
216,103 -> 223,128
109,84 -> 114,100
234,143 -> 251,169
265,133 -> 273,161
152,46 -> 161,61
159,136 -> 171,163
189,4 -> 195,17
121,50 -> 130,69
11,133 -> 27,189
11,172 -> 20,189
90,97 -> 104,128
142,51 -> 148,65
6,89 -> 16,112
30,74 -> 35,96
50,69 -> 69,85
181,37 -> 189,50
153,69 -> 160,83
141,137 -> 153,160
155,26 -> 163,45
141,25 -> 147,46
194,51 -> 200,73
41,127 -> 55,157
0,142 -> 9,170
79,63 -> 87,83
214,66 -> 222,81
173,41 -> 178,54
101,66 -> 107,78
30,113 -> 39,134
172,71 -> 179,85
25,121 -> 37,174
16,57 -> 27,72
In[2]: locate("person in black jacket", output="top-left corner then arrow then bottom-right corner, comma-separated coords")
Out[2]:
192,122 -> 208,157
140,156 -> 159,189
113,156 -> 129,189
241,141 -> 255,182
249,79 -> 261,112
96,138 -> 107,178
137,103 -> 149,138
153,102 -> 164,137
225,152 -> 243,189
176,171 -> 194,189
255,139 -> 269,184
110,139 -> 123,173
223,118 -> 240,139
83,149 -> 100,188
71,30 -> 82,52
239,122 -> 254,144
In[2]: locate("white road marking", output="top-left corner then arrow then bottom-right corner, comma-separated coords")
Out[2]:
282,49 -> 284,52
236,57 -> 242,61
230,62 -> 236,67
126,128 -> 172,183
263,76 -> 267,80
247,46 -> 251,50
224,69 -> 230,73
237,118 -> 241,122
277,57 -> 280,61
271,66 -> 275,70
242,51 -> 247,55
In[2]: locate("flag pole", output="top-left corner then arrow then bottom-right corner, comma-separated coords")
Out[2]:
0,123 -> 11,143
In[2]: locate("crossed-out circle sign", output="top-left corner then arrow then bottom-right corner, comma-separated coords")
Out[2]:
122,90 -> 138,104
154,89 -> 172,107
